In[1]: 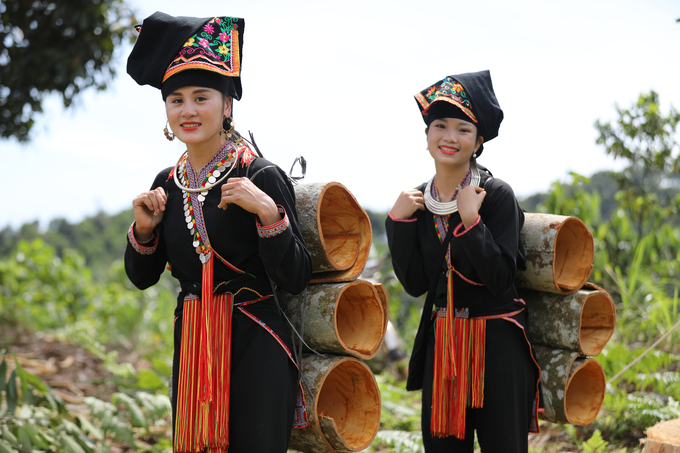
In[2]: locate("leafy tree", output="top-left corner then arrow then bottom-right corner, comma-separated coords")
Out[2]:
594,91 -> 680,239
0,0 -> 136,142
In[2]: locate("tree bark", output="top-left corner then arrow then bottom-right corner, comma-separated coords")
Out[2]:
282,280 -> 386,360
534,345 -> 606,425
521,284 -> 616,356
294,182 -> 372,283
289,355 -> 381,453
516,213 -> 594,295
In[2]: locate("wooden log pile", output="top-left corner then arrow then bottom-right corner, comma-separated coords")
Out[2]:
284,182 -> 383,453
517,213 -> 616,426
285,194 -> 612,448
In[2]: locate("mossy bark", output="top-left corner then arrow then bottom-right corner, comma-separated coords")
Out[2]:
516,214 -> 594,295
521,284 -> 616,356
281,280 -> 385,359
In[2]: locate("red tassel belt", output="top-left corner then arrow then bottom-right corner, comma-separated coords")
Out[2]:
431,306 -> 486,439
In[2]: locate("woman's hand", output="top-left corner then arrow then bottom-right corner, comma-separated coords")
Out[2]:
457,185 -> 486,228
390,189 -> 425,220
219,177 -> 280,225
132,187 -> 167,242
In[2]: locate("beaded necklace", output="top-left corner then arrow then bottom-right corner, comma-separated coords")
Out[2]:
176,141 -> 239,263
433,169 -> 472,266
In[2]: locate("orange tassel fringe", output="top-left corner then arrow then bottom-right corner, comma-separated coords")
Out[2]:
175,252 -> 233,453
431,270 -> 486,439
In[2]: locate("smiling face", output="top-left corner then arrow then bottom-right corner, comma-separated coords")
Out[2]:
165,86 -> 231,147
426,117 -> 483,170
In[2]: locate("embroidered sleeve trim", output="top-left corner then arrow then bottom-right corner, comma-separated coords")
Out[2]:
453,215 -> 480,237
388,210 -> 417,223
127,222 -> 159,255
257,205 -> 289,238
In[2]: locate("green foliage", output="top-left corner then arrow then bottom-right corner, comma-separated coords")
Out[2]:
369,430 -> 424,453
366,373 -> 424,453
0,208 -> 136,281
0,357 -> 172,452
540,172 -> 602,228
0,239 -> 175,376
582,430 -> 608,452
0,0 -> 137,142
594,91 -> 680,239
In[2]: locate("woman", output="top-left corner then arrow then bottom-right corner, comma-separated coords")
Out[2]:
124,12 -> 312,453
385,71 -> 541,452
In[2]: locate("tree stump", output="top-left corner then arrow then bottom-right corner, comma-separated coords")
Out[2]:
282,280 -> 386,360
516,214 -> 594,294
642,418 -> 680,452
521,283 -> 616,356
534,345 -> 605,425
289,355 -> 381,453
294,182 -> 372,283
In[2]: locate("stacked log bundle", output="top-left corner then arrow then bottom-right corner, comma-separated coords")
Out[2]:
642,418 -> 680,452
517,213 -> 615,426
286,182 -> 383,453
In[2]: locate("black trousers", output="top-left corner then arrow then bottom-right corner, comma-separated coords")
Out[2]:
421,317 -> 538,453
172,299 -> 298,453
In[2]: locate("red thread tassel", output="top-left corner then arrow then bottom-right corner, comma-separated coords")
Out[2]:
451,317 -> 469,439
469,319 -> 486,408
200,256 -> 215,404
174,251 -> 233,452
445,270 -> 456,379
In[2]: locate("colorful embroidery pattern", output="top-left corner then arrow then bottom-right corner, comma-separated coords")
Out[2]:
415,76 -> 477,123
257,206 -> 289,238
163,16 -> 241,82
127,222 -> 158,255
432,170 -> 472,265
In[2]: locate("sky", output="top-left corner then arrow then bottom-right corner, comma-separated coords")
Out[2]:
1,0 -> 679,230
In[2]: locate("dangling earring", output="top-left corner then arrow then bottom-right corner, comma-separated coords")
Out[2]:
221,117 -> 235,139
163,121 -> 175,141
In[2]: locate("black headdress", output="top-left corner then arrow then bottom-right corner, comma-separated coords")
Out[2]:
127,12 -> 245,100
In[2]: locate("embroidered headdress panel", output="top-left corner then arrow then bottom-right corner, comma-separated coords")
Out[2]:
416,77 -> 477,123
127,12 -> 245,100
414,70 -> 504,156
163,17 -> 241,82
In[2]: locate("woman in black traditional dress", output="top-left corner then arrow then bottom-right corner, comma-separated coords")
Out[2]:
385,71 -> 541,453
124,12 -> 312,453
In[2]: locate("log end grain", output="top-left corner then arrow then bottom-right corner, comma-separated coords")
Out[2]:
290,356 -> 380,452
518,213 -> 594,295
295,182 -> 372,281
579,289 -> 616,356
565,358 -> 606,425
316,183 -> 372,281
553,217 -> 594,293
317,359 -> 381,451
335,281 -> 385,359
642,418 -> 680,452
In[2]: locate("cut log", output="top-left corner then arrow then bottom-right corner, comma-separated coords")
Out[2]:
294,182 -> 372,283
289,355 -> 381,453
282,280 -> 386,359
642,418 -> 680,452
373,282 -> 389,348
516,213 -> 594,295
534,346 -> 605,425
521,283 -> 616,356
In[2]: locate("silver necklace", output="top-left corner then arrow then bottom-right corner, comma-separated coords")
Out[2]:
172,139 -> 241,193
424,163 -> 481,215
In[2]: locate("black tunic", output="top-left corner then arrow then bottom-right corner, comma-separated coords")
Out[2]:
125,148 -> 312,452
385,170 -> 540,453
